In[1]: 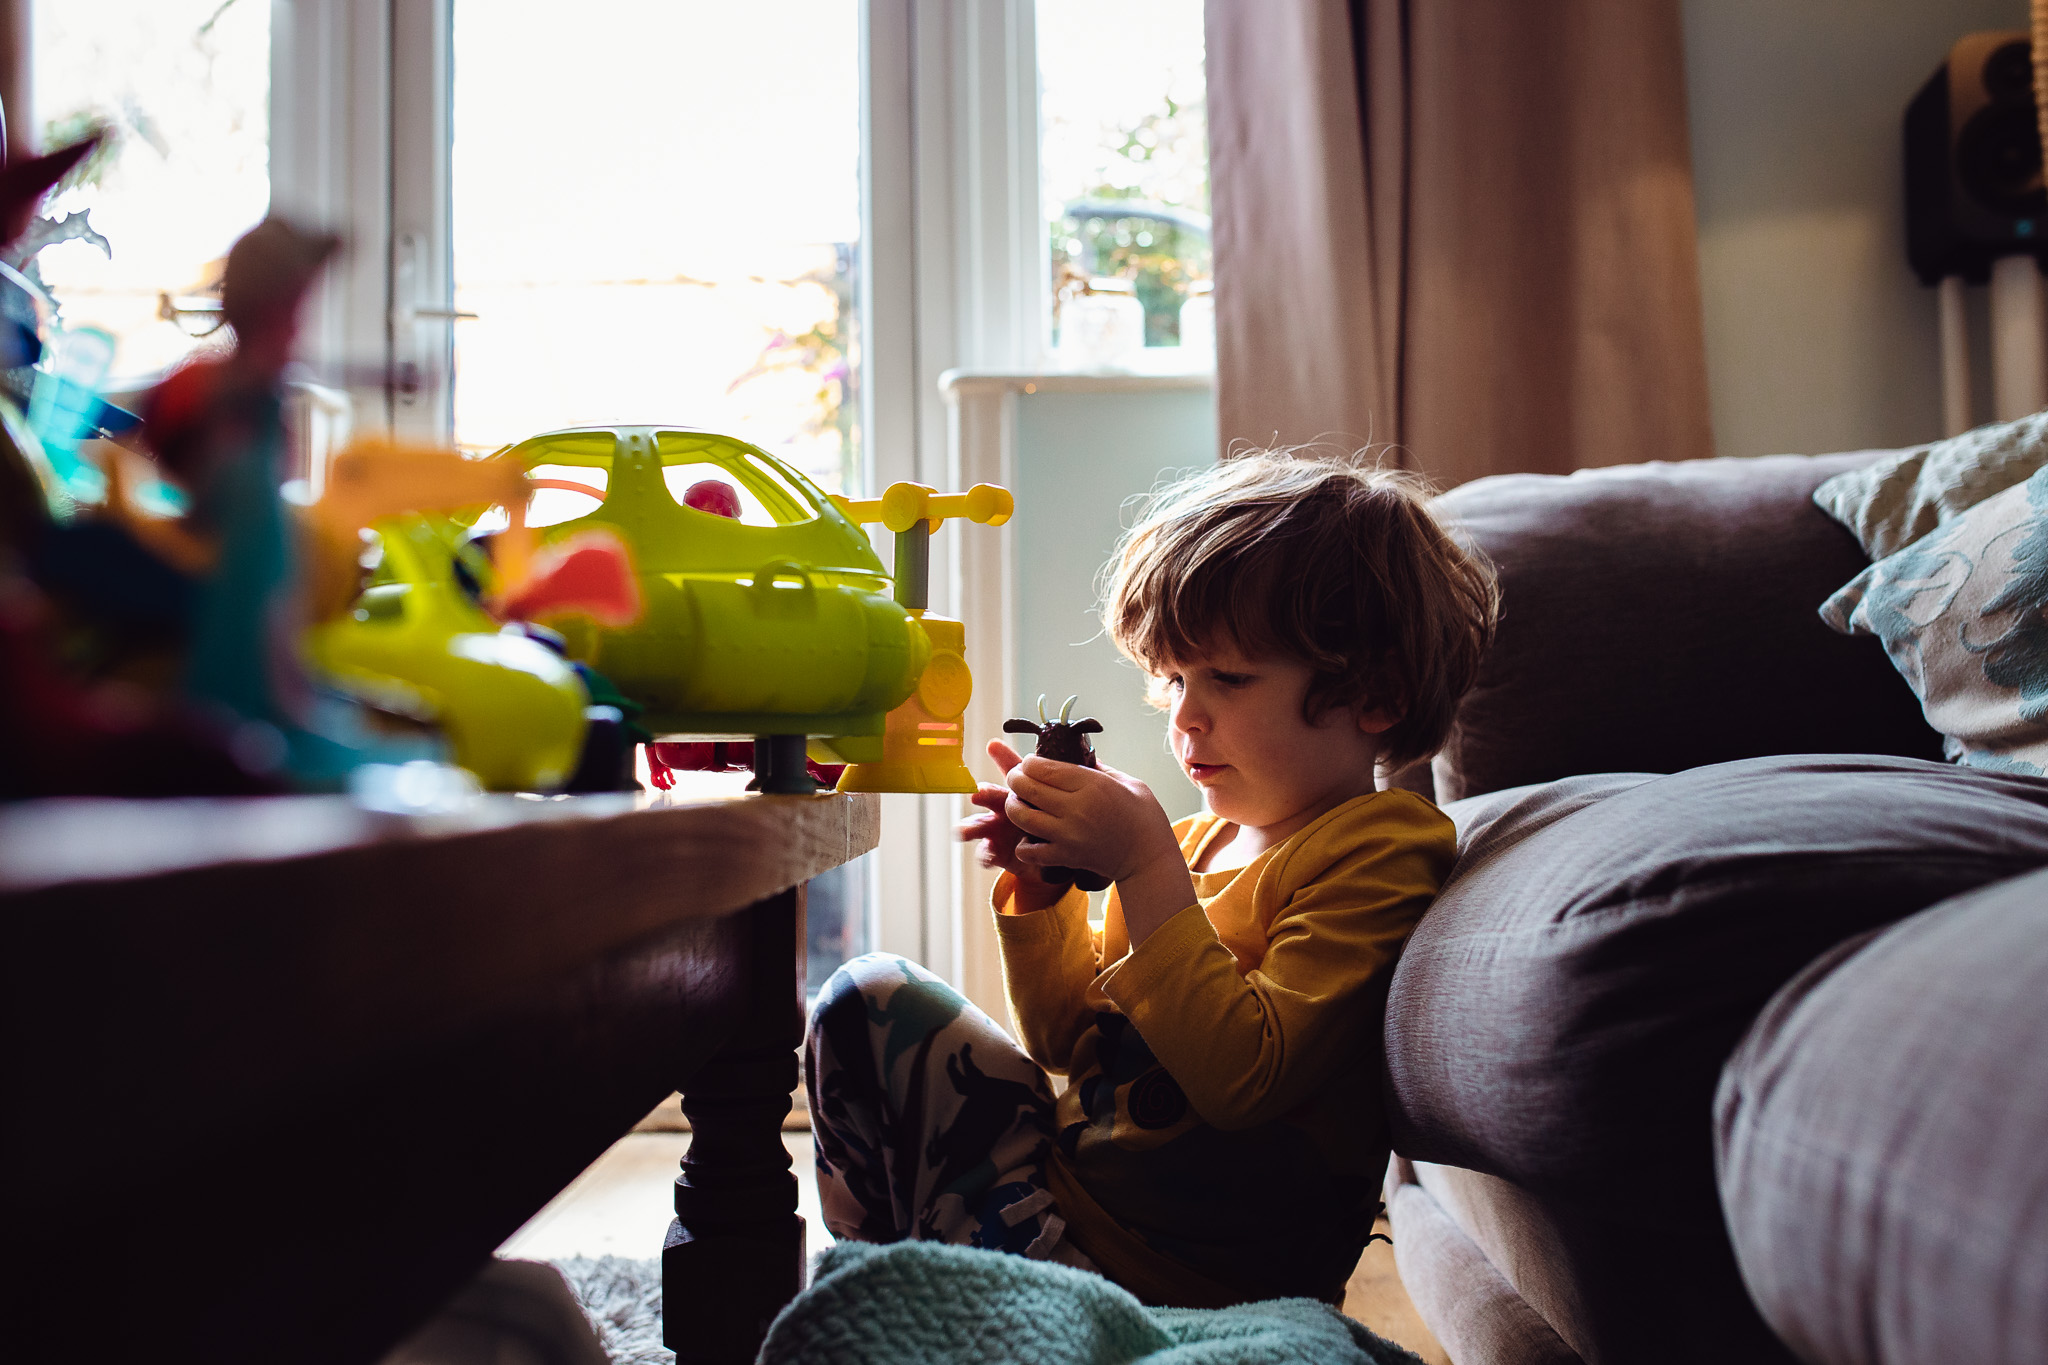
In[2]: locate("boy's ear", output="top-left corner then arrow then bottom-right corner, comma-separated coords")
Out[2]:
1356,706 -> 1398,735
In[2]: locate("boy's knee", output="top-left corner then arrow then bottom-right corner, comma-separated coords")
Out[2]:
806,953 -> 967,1061
809,953 -> 917,1042
813,952 -> 912,1025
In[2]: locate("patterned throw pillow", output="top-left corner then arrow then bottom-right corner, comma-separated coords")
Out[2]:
1812,409 -> 2048,560
1821,466 -> 2048,774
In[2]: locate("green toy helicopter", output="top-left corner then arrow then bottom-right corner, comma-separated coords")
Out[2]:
490,425 -> 1010,794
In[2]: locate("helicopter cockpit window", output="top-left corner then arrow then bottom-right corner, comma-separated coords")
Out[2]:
524,463 -> 609,527
660,453 -> 821,528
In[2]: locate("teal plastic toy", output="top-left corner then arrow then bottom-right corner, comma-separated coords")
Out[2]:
494,426 -> 929,791
26,324 -> 115,502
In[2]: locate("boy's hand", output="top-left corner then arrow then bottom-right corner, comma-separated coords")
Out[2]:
998,748 -> 1173,884
998,741 -> 1198,944
957,739 -> 1064,912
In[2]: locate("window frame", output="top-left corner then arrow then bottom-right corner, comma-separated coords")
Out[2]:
270,0 -> 453,440
862,0 -> 1044,984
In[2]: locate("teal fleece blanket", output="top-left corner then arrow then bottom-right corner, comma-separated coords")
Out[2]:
756,1241 -> 1425,1365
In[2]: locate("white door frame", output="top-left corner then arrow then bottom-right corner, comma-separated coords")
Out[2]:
270,0 -> 451,441
863,0 -> 1043,1014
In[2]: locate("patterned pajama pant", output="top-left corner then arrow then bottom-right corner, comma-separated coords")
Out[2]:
804,953 -> 1095,1271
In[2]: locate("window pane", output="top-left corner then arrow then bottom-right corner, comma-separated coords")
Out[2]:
453,0 -> 871,980
806,851 -> 874,998
1038,0 -> 1210,355
451,1 -> 862,501
30,0 -> 270,382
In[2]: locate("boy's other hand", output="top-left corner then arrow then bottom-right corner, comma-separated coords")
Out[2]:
957,739 -> 1064,911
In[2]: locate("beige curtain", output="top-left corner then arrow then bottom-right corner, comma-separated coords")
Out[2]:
1206,0 -> 1715,485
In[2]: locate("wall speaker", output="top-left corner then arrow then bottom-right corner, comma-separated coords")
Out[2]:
1906,30 -> 2048,285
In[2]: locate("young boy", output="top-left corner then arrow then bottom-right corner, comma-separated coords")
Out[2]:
805,452 -> 1498,1306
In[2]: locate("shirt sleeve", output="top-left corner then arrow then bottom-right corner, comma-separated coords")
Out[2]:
1095,806 -> 1453,1130
991,871 -> 1102,1074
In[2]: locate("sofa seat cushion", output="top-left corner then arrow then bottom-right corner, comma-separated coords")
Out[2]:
1384,754 -> 2048,1225
1716,866 -> 2048,1365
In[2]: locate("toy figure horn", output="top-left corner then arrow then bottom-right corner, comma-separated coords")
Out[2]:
0,133 -> 102,248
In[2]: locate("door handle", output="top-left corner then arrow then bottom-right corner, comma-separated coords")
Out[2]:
389,233 -> 473,406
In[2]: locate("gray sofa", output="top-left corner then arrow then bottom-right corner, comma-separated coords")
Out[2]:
1380,453 -> 2048,1365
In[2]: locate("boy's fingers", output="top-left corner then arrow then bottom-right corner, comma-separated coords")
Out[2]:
1004,768 -> 1069,814
1094,761 -> 1155,803
1010,838 -> 1055,865
1003,794 -> 1057,839
987,739 -> 1024,773
956,812 -> 1002,841
1016,754 -> 1090,791
968,784 -> 1008,813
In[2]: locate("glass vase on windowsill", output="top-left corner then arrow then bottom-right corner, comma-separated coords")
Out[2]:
1048,278 -> 1215,379
1054,275 -> 1145,368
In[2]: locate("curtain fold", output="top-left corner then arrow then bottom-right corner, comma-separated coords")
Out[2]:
1207,0 -> 1714,485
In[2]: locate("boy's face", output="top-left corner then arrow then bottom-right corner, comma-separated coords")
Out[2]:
1158,642 -> 1391,838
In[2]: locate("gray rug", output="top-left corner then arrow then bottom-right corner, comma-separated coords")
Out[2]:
553,1256 -> 672,1365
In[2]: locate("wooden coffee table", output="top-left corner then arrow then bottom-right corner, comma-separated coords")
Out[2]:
0,777 -> 877,1365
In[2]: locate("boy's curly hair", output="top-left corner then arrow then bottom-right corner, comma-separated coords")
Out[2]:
1101,451 -> 1499,773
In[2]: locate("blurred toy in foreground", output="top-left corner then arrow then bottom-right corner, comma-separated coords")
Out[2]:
0,134 -> 283,799
1004,694 -> 1111,892
0,135 -> 113,560
303,445 -> 643,792
131,217 -> 448,787
0,166 -> 650,798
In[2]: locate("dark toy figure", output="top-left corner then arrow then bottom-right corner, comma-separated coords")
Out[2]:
1004,693 -> 1111,893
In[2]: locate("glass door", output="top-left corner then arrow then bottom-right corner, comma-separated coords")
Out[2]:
449,1 -> 862,499
449,0 -> 871,986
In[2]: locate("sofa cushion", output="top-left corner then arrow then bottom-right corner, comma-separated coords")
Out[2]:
1810,408 -> 2048,560
1430,454 -> 1940,803
1821,465 -> 2048,776
1716,866 -> 2048,1365
1384,754 -> 2048,1225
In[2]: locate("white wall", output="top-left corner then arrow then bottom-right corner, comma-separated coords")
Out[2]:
1683,0 -> 2028,459
1010,384 -> 1217,820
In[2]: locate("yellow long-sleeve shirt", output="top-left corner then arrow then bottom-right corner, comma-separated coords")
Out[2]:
992,788 -> 1453,1307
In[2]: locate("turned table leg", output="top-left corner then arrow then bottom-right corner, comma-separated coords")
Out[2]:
663,885 -> 808,1364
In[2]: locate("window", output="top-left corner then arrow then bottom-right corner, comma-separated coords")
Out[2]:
449,0 -> 862,501
449,0 -> 875,991
29,0 -> 270,382
1037,0 -> 1210,359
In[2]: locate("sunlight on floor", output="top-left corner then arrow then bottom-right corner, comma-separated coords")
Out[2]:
499,1132 -> 825,1263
